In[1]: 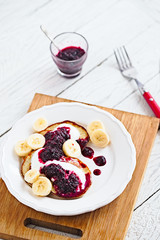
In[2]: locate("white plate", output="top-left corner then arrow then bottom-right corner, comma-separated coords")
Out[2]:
1,102 -> 136,216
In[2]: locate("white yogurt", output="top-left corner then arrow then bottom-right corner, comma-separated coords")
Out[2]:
31,148 -> 44,171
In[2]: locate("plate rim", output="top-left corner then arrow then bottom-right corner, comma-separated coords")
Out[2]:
1,102 -> 136,216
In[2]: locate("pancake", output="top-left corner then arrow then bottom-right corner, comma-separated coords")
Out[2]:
21,120 -> 91,198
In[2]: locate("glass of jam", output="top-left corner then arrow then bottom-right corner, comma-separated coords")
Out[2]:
50,32 -> 88,78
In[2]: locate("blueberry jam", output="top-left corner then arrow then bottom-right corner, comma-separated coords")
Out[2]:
44,127 -> 70,148
76,136 -> 89,150
39,127 -> 70,163
93,156 -> 106,166
39,147 -> 64,163
53,46 -> 87,77
41,163 -> 91,198
82,147 -> 94,159
93,169 -> 101,176
57,46 -> 85,61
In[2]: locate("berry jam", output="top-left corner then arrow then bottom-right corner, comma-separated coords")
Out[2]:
39,147 -> 64,162
45,127 -> 70,148
41,162 -> 91,198
93,169 -> 101,176
57,46 -> 85,61
53,46 -> 87,77
93,156 -> 106,166
39,127 -> 70,163
76,136 -> 89,150
82,147 -> 94,159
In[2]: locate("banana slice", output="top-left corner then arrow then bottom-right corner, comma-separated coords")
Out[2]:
24,169 -> 40,184
87,120 -> 105,136
32,176 -> 52,196
33,117 -> 48,132
90,129 -> 110,148
27,133 -> 45,150
62,139 -> 81,158
15,140 -> 32,156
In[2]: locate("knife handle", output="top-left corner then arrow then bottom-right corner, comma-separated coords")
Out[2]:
143,91 -> 160,118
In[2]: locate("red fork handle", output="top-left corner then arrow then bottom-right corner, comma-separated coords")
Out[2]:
143,91 -> 160,118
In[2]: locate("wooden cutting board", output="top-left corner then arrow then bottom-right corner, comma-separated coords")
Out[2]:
0,93 -> 159,240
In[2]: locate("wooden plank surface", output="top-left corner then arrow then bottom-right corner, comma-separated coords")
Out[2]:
0,93 -> 159,240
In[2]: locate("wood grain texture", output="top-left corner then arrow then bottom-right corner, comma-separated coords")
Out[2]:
0,93 -> 159,240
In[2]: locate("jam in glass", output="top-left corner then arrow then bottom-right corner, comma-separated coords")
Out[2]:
50,32 -> 88,78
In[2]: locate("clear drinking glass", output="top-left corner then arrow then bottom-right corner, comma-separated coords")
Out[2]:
50,32 -> 88,78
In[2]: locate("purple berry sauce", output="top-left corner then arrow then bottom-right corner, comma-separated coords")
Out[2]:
93,169 -> 101,176
76,136 -> 89,150
57,46 -> 85,61
93,156 -> 106,166
38,127 -> 70,163
82,147 -> 94,159
41,163 -> 91,198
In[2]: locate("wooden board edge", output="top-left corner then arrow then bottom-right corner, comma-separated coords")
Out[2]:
0,232 -> 28,240
29,93 -> 160,128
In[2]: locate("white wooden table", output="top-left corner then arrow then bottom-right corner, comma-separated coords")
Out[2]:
1,0 -> 160,239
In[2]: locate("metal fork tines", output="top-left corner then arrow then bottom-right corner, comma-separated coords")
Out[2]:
114,46 -> 144,90
114,46 -> 133,71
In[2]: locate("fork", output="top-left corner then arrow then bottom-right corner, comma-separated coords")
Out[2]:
114,46 -> 160,118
